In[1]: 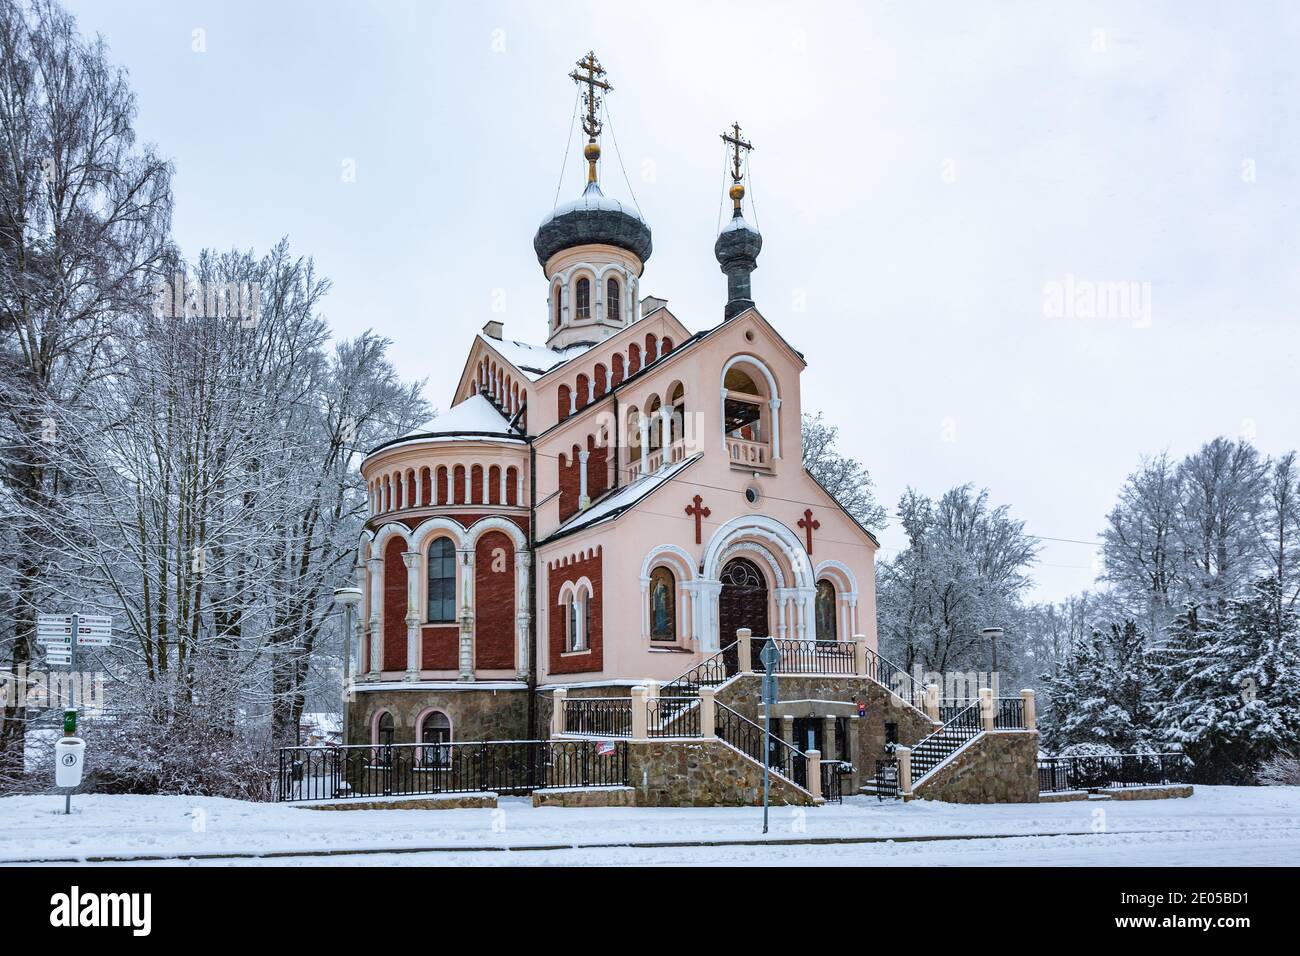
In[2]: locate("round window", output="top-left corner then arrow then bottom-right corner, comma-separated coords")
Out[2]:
744,485 -> 761,506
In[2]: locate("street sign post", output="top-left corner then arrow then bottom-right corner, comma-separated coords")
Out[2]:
38,611 -> 113,814
759,641 -> 781,834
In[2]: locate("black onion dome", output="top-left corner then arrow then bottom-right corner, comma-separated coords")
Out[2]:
713,212 -> 762,266
534,182 -> 652,268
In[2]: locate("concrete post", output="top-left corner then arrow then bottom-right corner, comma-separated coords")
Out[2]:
979,686 -> 995,732
896,745 -> 913,796
780,715 -> 795,749
808,749 -> 822,801
853,635 -> 868,677
822,715 -> 838,762
1021,688 -> 1036,731
736,627 -> 752,672
643,679 -> 659,702
631,685 -> 649,740
551,688 -> 567,737
924,683 -> 941,723
699,687 -> 717,738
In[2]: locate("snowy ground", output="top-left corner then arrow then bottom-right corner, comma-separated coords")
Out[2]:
0,786 -> 1297,866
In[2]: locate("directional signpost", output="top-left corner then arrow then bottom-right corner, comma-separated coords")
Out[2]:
759,640 -> 781,834
36,612 -> 112,814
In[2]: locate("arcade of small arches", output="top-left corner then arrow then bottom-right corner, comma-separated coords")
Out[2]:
548,262 -> 637,332
358,517 -> 532,682
370,707 -> 452,748
557,331 -> 676,421
470,357 -> 528,426
368,461 -> 524,515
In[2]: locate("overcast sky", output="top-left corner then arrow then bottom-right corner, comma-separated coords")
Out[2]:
64,0 -> 1300,603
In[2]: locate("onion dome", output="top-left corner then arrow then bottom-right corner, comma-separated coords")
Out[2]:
714,200 -> 762,320
534,180 -> 653,268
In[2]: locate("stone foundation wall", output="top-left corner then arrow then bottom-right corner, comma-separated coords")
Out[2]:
300,793 -> 497,811
913,730 -> 1040,804
717,674 -> 938,790
531,786 -> 636,808
627,738 -> 813,807
347,688 -> 530,745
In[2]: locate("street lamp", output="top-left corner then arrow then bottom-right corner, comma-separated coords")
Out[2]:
333,587 -> 363,732
982,627 -> 1004,679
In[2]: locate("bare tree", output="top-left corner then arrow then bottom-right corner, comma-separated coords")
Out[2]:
0,0 -> 172,770
801,412 -> 886,532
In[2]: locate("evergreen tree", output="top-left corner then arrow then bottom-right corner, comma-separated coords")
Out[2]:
1040,620 -> 1159,753
1156,580 -> 1300,783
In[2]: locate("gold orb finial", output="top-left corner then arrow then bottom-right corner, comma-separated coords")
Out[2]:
729,182 -> 745,202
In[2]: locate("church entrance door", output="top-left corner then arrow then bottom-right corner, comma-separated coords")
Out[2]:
719,557 -> 769,672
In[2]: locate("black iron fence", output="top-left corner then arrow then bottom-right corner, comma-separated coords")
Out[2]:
909,702 -> 982,781
715,702 -> 809,790
993,697 -> 1024,729
276,739 -> 628,803
647,697 -> 702,737
662,641 -> 737,698
862,647 -> 926,710
820,760 -> 852,804
874,757 -> 899,800
761,638 -> 857,675
564,697 -> 633,737
1038,753 -> 1192,793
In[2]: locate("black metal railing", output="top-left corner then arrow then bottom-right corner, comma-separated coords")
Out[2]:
1038,753 -> 1192,793
761,638 -> 857,675
993,696 -> 1024,729
661,641 -> 737,698
647,696 -> 702,737
564,697 -> 633,737
909,702 -> 983,783
276,739 -> 628,802
862,647 -> 927,710
715,702 -> 809,790
874,757 -> 899,800
820,760 -> 852,804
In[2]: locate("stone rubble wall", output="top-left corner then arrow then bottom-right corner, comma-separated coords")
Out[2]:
531,786 -> 636,807
912,730 -> 1040,804
627,738 -> 814,807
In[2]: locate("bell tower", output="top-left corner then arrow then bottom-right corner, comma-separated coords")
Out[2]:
533,53 -> 652,349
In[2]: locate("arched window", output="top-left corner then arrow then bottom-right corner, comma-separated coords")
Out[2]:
552,284 -> 562,329
815,579 -> 837,641
419,711 -> 451,768
575,277 -> 591,320
649,566 -> 676,641
565,587 -> 588,652
375,711 -> 395,747
723,365 -> 766,443
606,277 -> 620,321
427,538 -> 456,623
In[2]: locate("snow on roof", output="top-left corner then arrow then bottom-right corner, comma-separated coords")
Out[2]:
479,334 -> 591,381
539,181 -> 648,228
401,393 -> 513,438
720,213 -> 761,235
542,453 -> 702,542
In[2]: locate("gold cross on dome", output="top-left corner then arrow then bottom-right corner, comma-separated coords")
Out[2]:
721,121 -> 754,184
570,51 -> 612,140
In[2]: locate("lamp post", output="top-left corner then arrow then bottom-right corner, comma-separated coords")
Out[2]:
333,587 -> 363,739
982,627 -> 1004,682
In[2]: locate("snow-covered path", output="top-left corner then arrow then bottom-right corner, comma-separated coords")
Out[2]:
2,786 -> 1298,866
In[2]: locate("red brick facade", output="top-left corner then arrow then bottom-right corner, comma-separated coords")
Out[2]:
474,530 -> 517,669
548,545 -> 603,675
382,536 -> 407,669
421,624 -> 459,669
558,439 -> 609,522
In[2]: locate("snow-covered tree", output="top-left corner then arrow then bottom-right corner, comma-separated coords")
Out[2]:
0,0 -> 173,774
1039,619 -> 1161,754
1156,580 -> 1300,784
801,412 -> 886,533
877,484 -> 1038,677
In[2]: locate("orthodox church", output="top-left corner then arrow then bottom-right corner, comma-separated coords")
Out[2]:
348,54 -> 883,758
